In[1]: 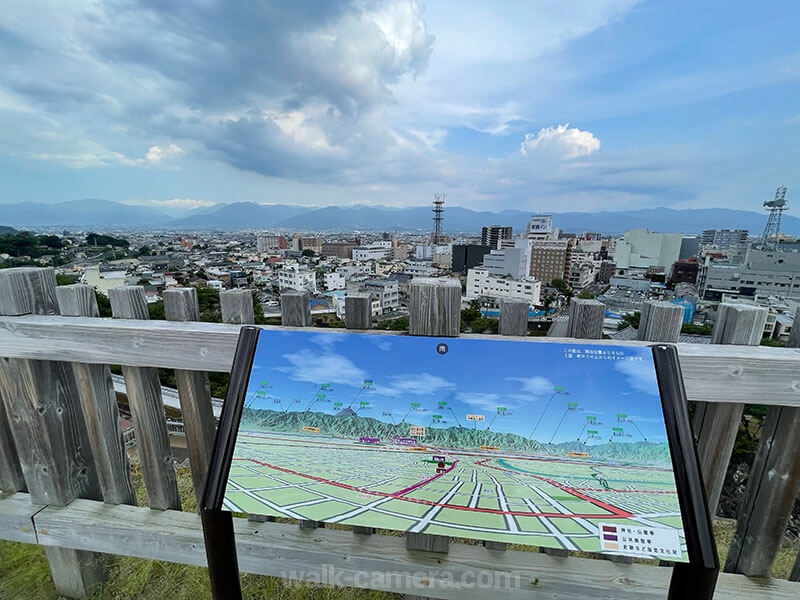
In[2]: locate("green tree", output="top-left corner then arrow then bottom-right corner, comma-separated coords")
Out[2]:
577,290 -> 595,299
617,311 -> 641,330
681,322 -> 713,335
550,278 -> 573,297
461,299 -> 481,323
301,248 -> 315,257
85,232 -> 130,248
471,317 -> 498,334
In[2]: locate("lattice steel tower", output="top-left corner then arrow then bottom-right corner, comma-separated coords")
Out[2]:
432,193 -> 445,244
759,186 -> 788,250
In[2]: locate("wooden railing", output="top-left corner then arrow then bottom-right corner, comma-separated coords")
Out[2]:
1,267 -> 800,599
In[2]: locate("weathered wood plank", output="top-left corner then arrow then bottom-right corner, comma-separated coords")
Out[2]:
498,299 -> 528,337
281,290 -> 311,327
0,268 -> 105,598
566,298 -> 604,339
163,288 -> 216,511
345,293 -> 372,330
695,303 -> 768,516
109,287 -> 180,511
2,316 -> 800,407
0,267 -> 59,315
0,491 -> 38,543
724,315 -> 800,577
23,496 -> 800,600
409,278 -> 461,337
220,289 -> 255,325
56,284 -> 135,506
637,301 -> 684,343
0,391 -> 26,493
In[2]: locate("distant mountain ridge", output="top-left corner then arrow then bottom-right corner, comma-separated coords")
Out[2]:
242,407 -> 671,466
2,199 -> 798,235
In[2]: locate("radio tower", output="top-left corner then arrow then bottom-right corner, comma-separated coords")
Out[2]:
759,186 -> 788,250
432,193 -> 445,244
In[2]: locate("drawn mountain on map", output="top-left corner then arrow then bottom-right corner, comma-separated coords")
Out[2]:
241,408 -> 671,464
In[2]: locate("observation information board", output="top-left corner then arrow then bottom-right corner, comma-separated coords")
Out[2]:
221,330 -> 689,561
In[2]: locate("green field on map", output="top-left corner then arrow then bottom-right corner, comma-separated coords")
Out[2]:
223,331 -> 689,561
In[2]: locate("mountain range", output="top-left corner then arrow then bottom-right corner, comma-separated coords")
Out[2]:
242,407 -> 671,466
2,198 -> 799,236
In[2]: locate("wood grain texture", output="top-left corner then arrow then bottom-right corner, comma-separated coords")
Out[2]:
0,390 -> 26,493
0,267 -> 59,316
2,316 -> 800,407
788,307 -> 800,349
498,300 -> 528,337
409,278 -> 461,337
22,495 -> 800,600
406,532 -> 449,553
163,288 -> 216,511
695,302 -> 767,517
44,546 -> 108,598
110,287 -> 180,511
345,293 -> 372,330
281,290 -> 312,327
566,298 -> 604,339
0,492 -> 37,543
637,301 -> 684,343
724,324 -> 800,577
220,289 -> 255,325
57,284 -> 135,506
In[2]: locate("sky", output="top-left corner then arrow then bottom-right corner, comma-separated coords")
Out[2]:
244,330 -> 669,446
1,1 -> 798,213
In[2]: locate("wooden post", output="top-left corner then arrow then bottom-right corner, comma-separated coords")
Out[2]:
566,298 -> 604,339
724,305 -> 800,577
637,301 -> 684,343
0,389 -> 26,493
56,284 -> 136,506
409,278 -> 461,337
498,299 -> 528,336
345,293 -> 372,330
407,279 -> 455,560
219,289 -> 254,325
163,288 -> 217,510
694,303 -> 767,516
0,268 -> 106,598
220,289 -> 272,525
281,290 -> 311,327
109,286 -> 180,511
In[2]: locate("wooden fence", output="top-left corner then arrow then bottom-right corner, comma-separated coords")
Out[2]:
0,268 -> 799,599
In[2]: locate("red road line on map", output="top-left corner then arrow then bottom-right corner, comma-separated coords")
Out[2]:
571,487 -> 677,494
474,459 -> 632,517
232,458 -> 628,518
394,460 -> 458,495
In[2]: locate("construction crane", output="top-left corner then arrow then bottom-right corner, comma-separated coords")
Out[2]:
759,186 -> 788,250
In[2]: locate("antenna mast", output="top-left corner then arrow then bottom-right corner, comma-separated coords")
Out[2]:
432,193 -> 445,244
759,186 -> 788,250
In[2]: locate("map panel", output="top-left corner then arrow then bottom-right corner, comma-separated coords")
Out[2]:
223,330 -> 689,561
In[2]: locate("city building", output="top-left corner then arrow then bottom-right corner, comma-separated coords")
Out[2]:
256,234 -> 287,253
481,225 -> 512,249
529,239 -> 573,285
679,236 -> 700,260
403,261 -> 436,278
466,267 -> 541,305
362,279 -> 400,313
699,243 -> 800,301
609,274 -> 651,292
352,244 -> 392,261
300,236 -> 323,254
324,271 -> 346,290
700,229 -> 748,249
669,260 -> 699,287
613,229 -> 683,269
526,215 -> 554,240
483,247 -> 527,279
451,244 -> 491,274
278,264 -> 317,293
597,260 -> 616,284
568,254 -> 598,291
321,241 -> 358,259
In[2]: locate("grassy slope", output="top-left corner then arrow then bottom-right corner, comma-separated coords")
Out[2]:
0,467 -> 796,599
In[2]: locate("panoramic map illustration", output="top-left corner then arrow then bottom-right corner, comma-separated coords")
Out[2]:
223,330 -> 688,561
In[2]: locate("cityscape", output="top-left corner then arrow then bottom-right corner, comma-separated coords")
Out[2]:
1,190 -> 796,343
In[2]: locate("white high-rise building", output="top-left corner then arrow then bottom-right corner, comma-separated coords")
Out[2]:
613,229 -> 683,269
466,268 -> 541,306
278,265 -> 317,293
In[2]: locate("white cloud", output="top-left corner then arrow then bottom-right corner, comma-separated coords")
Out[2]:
124,197 -> 214,209
145,143 -> 184,164
278,348 -> 367,387
455,392 -> 500,413
520,124 -> 600,159
613,359 -> 659,396
506,375 -> 555,395
384,372 -> 456,395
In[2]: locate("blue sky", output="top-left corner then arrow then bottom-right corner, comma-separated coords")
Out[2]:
1,1 -> 798,213
244,330 -> 670,446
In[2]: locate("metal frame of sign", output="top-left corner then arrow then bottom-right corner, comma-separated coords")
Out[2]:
200,328 -> 719,600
